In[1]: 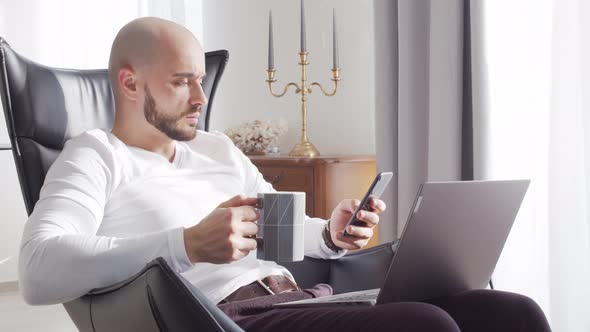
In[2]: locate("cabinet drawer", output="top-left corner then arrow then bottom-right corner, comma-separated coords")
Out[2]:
258,166 -> 314,215
258,166 -> 313,191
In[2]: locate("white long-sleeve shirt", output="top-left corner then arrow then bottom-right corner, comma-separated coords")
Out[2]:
18,129 -> 344,305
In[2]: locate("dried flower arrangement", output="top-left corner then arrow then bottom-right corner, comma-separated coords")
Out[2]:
224,119 -> 288,155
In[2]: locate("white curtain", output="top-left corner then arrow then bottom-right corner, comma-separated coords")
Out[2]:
480,0 -> 590,330
0,0 -> 204,70
395,0 -> 466,236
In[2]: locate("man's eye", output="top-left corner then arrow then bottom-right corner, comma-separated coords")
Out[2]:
174,81 -> 189,86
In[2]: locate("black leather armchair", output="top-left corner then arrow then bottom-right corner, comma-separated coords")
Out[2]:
1,38 -> 398,332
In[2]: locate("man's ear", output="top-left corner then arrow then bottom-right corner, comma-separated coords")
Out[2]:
118,67 -> 139,101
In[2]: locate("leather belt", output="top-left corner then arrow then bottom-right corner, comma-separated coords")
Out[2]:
219,275 -> 299,304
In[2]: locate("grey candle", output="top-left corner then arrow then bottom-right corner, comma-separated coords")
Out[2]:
268,10 -> 274,69
300,0 -> 307,52
333,8 -> 339,69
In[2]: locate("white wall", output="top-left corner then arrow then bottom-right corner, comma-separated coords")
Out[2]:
0,37 -> 26,282
202,0 -> 377,155
0,151 -> 27,283
0,13 -> 26,280
0,0 -> 27,280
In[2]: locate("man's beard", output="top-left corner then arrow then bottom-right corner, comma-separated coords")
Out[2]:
143,85 -> 199,141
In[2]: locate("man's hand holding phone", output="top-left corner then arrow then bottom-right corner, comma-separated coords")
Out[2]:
325,172 -> 393,251
328,197 -> 387,251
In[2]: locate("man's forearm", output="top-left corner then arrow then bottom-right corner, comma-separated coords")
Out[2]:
19,198 -> 192,305
303,217 -> 347,259
19,227 -> 190,305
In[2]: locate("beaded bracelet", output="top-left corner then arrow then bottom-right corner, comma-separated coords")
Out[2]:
322,219 -> 344,253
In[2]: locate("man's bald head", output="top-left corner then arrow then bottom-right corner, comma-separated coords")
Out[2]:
108,17 -> 204,99
108,17 -> 208,146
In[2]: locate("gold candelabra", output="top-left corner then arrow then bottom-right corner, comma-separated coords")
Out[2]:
266,52 -> 341,157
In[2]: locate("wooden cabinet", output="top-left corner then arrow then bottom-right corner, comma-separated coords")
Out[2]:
248,155 -> 379,248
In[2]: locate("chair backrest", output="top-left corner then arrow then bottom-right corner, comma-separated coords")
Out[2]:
0,38 -> 228,215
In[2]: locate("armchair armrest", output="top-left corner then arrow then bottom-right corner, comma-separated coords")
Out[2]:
330,240 -> 399,294
282,240 -> 400,294
278,254 -> 332,289
64,258 -> 243,332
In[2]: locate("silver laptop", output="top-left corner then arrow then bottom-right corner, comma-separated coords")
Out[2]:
274,180 -> 530,308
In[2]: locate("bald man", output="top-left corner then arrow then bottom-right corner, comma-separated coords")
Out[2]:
18,17 -> 551,332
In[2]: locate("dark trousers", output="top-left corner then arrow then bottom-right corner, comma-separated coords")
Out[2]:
218,284 -> 551,332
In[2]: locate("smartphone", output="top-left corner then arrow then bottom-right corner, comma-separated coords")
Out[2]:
343,172 -> 394,236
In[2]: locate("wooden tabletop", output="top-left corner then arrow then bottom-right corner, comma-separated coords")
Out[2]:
247,154 -> 376,164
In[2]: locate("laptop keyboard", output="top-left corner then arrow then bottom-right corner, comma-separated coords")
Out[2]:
279,288 -> 381,305
321,288 -> 380,302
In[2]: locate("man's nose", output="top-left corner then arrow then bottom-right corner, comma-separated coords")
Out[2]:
189,82 -> 208,107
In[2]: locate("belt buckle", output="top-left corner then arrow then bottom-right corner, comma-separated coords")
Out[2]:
256,278 -> 276,295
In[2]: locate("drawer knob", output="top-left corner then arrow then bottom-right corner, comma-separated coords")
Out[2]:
264,172 -> 283,184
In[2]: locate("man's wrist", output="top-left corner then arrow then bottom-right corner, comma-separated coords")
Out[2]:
169,227 -> 195,272
322,220 -> 344,253
183,227 -> 200,264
